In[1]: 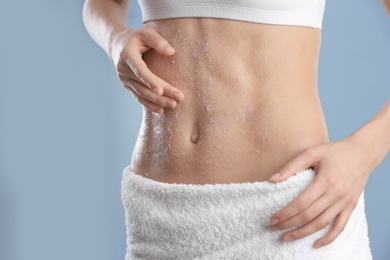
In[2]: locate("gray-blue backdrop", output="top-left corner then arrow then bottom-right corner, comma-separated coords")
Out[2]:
0,1 -> 389,259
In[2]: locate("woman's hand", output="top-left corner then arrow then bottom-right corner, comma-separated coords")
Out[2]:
109,27 -> 184,115
267,134 -> 381,249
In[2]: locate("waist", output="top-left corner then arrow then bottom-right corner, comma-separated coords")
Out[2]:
131,18 -> 327,184
131,90 -> 328,184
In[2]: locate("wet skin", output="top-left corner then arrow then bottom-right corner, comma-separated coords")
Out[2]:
131,18 -> 329,184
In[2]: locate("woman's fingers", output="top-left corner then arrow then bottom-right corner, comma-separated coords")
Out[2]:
314,210 -> 351,248
281,202 -> 342,243
268,146 -> 323,183
270,175 -> 327,225
270,193 -> 329,231
281,204 -> 353,249
125,46 -> 184,101
270,181 -> 360,249
115,27 -> 184,102
140,26 -> 176,56
127,87 -> 165,115
125,79 -> 178,109
117,61 -> 184,106
267,139 -> 371,248
125,49 -> 164,95
156,77 -> 185,102
129,27 -> 181,97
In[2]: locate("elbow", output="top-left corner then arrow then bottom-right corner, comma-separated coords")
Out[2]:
113,0 -> 129,6
83,0 -> 129,7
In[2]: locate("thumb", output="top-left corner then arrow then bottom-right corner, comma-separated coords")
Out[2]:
268,147 -> 319,183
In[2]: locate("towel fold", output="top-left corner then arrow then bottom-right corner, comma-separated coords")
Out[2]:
121,165 -> 372,260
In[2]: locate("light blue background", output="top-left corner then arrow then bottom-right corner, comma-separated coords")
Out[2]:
0,0 -> 389,259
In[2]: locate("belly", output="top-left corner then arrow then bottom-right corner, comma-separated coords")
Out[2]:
130,18 -> 329,184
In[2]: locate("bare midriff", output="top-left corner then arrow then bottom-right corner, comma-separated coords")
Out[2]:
130,18 -> 329,184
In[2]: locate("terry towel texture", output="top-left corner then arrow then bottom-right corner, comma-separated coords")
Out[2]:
121,165 -> 372,260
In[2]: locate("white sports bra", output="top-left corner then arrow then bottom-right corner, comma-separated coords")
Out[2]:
138,0 -> 326,29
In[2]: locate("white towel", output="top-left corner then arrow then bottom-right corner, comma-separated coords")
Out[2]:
121,165 -> 372,260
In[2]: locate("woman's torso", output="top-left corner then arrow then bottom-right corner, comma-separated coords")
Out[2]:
131,18 -> 329,184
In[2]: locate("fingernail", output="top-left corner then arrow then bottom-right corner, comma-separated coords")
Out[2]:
173,92 -> 183,101
156,108 -> 164,115
270,218 -> 279,225
269,173 -> 281,181
314,242 -> 322,249
284,235 -> 294,242
168,101 -> 177,108
165,46 -> 175,53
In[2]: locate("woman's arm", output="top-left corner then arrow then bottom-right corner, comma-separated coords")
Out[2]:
82,0 -> 184,114
82,0 -> 129,59
382,0 -> 390,17
268,98 -> 390,248
267,1 -> 390,241
350,99 -> 390,165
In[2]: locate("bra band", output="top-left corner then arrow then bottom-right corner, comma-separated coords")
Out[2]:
138,0 -> 326,29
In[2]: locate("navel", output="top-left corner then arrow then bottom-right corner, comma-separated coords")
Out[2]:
190,132 -> 200,144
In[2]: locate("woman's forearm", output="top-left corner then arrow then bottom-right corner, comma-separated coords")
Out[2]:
82,0 -> 129,58
382,0 -> 390,17
349,98 -> 390,169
